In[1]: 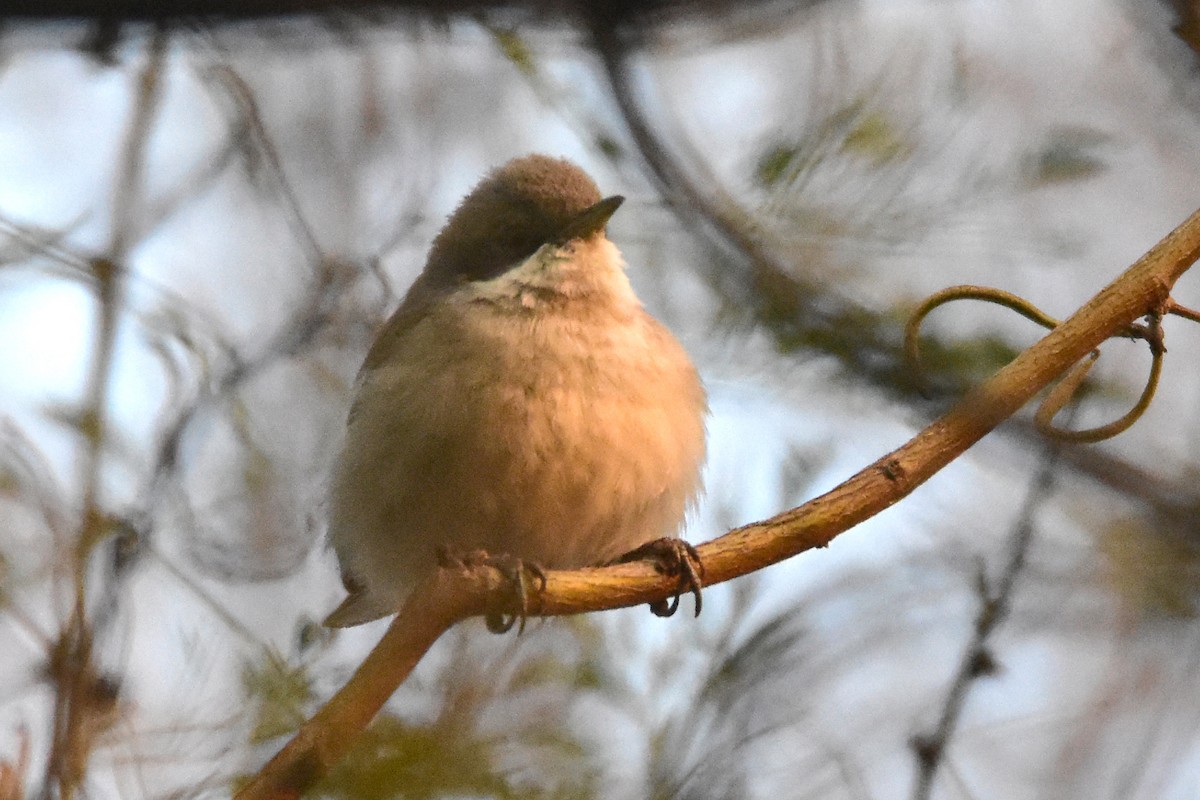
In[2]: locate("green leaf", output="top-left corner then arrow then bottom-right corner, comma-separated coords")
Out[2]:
241,651 -> 313,743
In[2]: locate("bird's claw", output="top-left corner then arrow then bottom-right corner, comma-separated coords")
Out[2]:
437,546 -> 546,634
615,538 -> 705,618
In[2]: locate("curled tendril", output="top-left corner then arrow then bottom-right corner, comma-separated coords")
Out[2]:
1034,319 -> 1164,442
905,285 -> 1174,444
904,286 -> 1063,385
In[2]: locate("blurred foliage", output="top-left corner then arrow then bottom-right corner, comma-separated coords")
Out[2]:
1099,518 -> 1200,620
900,328 -> 1024,395
307,621 -> 606,799
1022,126 -> 1111,186
319,713 -> 595,800
755,143 -> 797,189
243,651 -> 315,743
840,110 -> 910,166
746,109 -> 1132,409
491,27 -> 536,77
746,260 -> 1024,399
757,103 -> 911,189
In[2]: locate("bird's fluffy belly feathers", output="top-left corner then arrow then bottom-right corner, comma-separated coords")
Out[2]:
327,289 -> 706,618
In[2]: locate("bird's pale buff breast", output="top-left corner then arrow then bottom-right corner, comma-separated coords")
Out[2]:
327,238 -> 706,619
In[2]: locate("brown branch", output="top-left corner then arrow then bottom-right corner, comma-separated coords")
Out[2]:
236,202 -> 1200,798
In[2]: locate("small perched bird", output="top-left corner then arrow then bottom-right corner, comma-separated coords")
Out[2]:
323,154 -> 707,629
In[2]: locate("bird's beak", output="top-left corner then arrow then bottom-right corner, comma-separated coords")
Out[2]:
554,195 -> 624,244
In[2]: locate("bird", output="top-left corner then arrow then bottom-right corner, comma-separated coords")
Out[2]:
322,154 -> 707,630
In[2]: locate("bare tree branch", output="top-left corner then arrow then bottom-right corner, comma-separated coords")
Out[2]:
236,197 -> 1200,799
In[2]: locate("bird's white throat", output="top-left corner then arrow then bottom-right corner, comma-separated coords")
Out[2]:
468,237 -> 637,310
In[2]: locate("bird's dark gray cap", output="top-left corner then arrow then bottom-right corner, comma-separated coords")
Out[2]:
421,154 -> 622,291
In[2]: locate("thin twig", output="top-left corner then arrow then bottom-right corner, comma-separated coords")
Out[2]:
909,406 -> 1073,800
1164,297 -> 1200,324
45,29 -> 168,800
203,62 -> 326,264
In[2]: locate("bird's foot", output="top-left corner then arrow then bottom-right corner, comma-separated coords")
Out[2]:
613,538 -> 705,618
437,546 -> 547,634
